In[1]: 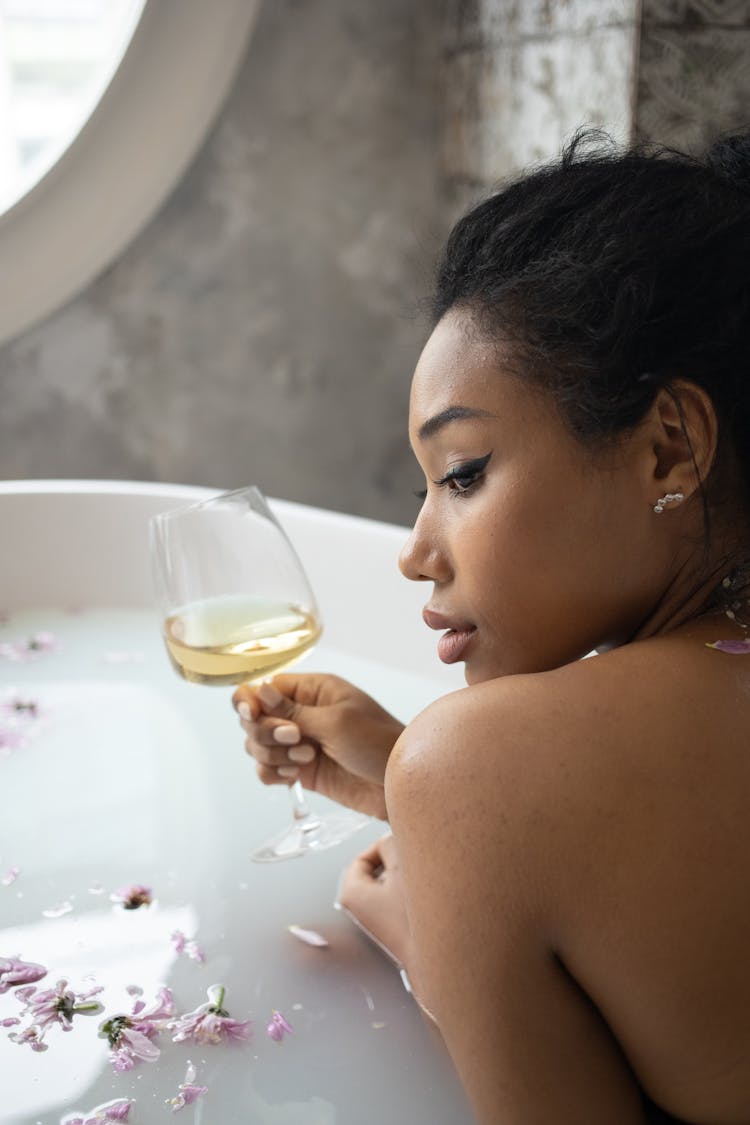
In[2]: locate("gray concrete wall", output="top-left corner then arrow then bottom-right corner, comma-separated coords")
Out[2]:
0,0 -> 445,525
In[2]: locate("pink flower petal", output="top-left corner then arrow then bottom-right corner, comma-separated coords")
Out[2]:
287,924 -> 329,948
166,1059 -> 209,1111
706,638 -> 750,654
179,1084 -> 208,1106
102,1102 -> 134,1122
121,1026 -> 161,1061
266,1010 -> 293,1042
0,726 -> 27,751
1,866 -> 20,886
171,929 -> 205,962
0,956 -> 48,992
8,1024 -> 48,1050
61,1098 -> 134,1124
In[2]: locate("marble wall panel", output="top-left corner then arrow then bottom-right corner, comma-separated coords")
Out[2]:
446,0 -> 633,46
642,0 -> 750,25
636,23 -> 750,149
443,23 -> 636,188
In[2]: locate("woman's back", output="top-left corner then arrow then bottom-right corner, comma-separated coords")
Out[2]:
539,622 -> 750,1121
388,616 -> 750,1123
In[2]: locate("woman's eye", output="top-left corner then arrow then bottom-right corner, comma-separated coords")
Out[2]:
437,452 -> 492,498
447,473 -> 477,494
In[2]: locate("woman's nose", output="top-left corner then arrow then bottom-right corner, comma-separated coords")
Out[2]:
398,508 -> 450,583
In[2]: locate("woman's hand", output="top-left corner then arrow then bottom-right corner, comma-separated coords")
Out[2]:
232,673 -> 403,819
337,833 -> 413,970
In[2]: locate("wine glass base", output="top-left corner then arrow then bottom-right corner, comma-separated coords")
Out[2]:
251,810 -> 370,863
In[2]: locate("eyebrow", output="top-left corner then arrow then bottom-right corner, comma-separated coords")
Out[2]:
417,405 -> 495,442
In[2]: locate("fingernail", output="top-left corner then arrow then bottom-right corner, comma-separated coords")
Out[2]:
273,724 -> 299,746
288,745 -> 315,764
277,766 -> 299,779
258,683 -> 283,708
237,701 -> 251,721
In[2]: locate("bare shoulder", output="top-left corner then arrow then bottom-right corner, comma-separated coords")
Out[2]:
389,633 -> 750,915
390,630 -> 750,814
387,635 -> 750,1121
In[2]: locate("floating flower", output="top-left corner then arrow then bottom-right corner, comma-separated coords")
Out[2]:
0,955 -> 47,993
0,696 -> 40,720
266,1010 -> 293,1043
99,986 -> 175,1072
169,984 -> 251,1045
1,866 -> 20,886
8,1024 -> 47,1051
287,924 -> 329,948
171,929 -> 206,963
0,692 -> 45,755
0,726 -> 27,753
9,979 -> 103,1051
61,1098 -> 134,1124
0,632 -> 58,662
111,884 -> 152,910
707,638 -> 750,654
166,1060 -> 208,1112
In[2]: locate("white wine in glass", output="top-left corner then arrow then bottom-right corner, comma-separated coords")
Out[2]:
150,485 -> 368,862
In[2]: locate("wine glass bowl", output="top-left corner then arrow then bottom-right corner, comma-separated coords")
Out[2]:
149,485 -> 368,862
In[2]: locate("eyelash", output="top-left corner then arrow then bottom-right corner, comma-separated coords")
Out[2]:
413,452 -> 492,503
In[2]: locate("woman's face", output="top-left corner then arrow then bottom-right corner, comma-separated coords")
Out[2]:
400,311 -> 665,684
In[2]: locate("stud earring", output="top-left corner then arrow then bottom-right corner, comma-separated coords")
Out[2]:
653,491 -> 685,514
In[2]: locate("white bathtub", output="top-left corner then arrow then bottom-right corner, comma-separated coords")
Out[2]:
0,480 -> 470,1125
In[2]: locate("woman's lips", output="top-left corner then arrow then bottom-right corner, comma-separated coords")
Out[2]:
422,609 -> 477,665
437,627 -> 476,664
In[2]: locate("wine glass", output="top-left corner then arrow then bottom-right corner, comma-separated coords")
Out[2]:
149,485 -> 369,862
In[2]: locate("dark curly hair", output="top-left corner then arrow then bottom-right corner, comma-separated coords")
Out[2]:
432,128 -> 750,512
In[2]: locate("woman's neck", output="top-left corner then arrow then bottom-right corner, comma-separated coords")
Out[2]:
633,547 -> 750,643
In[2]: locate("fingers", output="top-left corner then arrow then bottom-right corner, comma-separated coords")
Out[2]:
232,681 -> 295,722
233,678 -> 325,785
255,760 -> 301,786
344,833 -> 395,883
247,732 -> 317,770
234,693 -> 319,782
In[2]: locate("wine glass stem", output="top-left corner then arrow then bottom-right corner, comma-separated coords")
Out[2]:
290,779 -> 314,822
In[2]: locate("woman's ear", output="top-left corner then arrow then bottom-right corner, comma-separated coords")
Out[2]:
647,380 -> 718,502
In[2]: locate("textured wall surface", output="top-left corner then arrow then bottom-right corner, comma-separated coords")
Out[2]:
636,0 -> 750,150
0,0 -> 445,524
442,0 -> 638,214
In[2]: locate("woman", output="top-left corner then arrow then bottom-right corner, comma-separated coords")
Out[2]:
234,131 -> 750,1124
